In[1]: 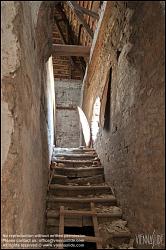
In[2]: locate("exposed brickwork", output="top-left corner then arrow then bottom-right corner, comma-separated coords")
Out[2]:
55,79 -> 82,147
52,8 -> 83,80
63,1 -> 100,47
82,1 -> 165,240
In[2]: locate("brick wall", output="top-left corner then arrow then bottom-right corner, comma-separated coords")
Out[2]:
55,79 -> 82,147
82,1 -> 165,239
52,8 -> 83,80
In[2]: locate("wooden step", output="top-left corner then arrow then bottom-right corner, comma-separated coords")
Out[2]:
68,174 -> 105,185
47,196 -> 117,203
52,159 -> 99,164
47,196 -> 117,209
52,153 -> 98,160
51,174 -> 105,185
51,158 -> 101,168
51,166 -> 104,178
53,147 -> 96,154
52,175 -> 68,185
47,206 -> 122,218
49,184 -> 111,196
47,216 -> 122,228
46,206 -> 122,227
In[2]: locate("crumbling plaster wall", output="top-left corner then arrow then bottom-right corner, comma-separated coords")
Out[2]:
82,1 -> 165,237
1,1 -> 55,235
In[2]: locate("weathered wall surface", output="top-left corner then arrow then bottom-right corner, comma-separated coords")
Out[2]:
55,79 -> 82,147
82,1 -> 165,240
1,1 -> 55,235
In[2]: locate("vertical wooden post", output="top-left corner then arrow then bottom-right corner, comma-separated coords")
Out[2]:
91,202 -> 102,249
59,206 -> 65,249
47,168 -> 55,191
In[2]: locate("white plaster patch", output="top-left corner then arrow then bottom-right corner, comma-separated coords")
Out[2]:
1,100 -> 14,168
1,1 -> 20,77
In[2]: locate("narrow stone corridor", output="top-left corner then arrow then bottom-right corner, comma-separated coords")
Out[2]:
1,1 -> 165,249
46,147 -> 134,249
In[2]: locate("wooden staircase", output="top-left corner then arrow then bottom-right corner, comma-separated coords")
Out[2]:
45,147 -> 134,249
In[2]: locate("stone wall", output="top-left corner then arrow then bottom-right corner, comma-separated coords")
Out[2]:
1,1 -> 55,235
55,79 -> 82,147
82,1 -> 165,239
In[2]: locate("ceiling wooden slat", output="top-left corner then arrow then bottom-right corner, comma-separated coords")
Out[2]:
66,1 -> 94,39
70,1 -> 99,20
52,44 -> 90,57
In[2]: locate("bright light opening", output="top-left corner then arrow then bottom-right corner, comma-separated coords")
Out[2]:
77,106 -> 91,147
91,97 -> 101,144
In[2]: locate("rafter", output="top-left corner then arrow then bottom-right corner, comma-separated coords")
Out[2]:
66,1 -> 94,39
54,16 -> 67,44
55,1 -> 99,19
55,4 -> 78,43
54,16 -> 75,66
70,1 -> 99,20
55,4 -> 86,72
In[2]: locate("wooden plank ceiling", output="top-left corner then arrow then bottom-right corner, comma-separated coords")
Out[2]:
52,1 -> 102,80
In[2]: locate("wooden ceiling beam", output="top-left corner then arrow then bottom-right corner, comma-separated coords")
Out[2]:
66,1 -> 94,39
55,4 -> 86,72
54,16 -> 75,66
70,1 -> 99,20
54,6 -> 79,67
52,44 -> 90,57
